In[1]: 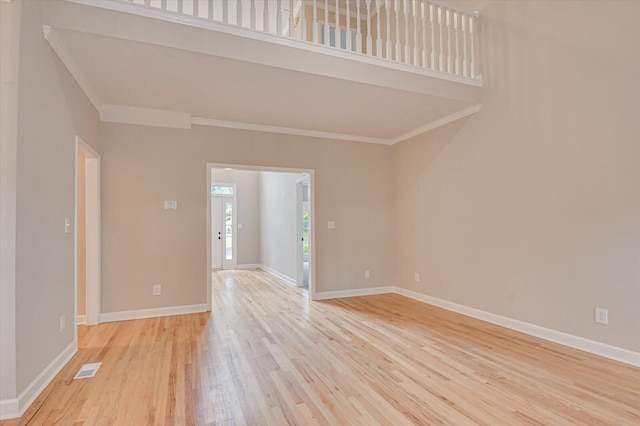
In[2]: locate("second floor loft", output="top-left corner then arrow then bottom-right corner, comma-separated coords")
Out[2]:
44,0 -> 484,144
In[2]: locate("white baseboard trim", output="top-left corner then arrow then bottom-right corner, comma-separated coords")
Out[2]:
236,263 -> 261,269
394,287 -> 640,368
314,286 -> 395,301
0,341 -> 76,420
258,265 -> 298,287
77,314 -> 86,325
0,399 -> 18,421
100,304 -> 208,323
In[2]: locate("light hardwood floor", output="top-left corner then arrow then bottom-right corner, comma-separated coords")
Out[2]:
3,269 -> 639,425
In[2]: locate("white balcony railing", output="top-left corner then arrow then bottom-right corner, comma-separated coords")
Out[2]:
111,0 -> 481,81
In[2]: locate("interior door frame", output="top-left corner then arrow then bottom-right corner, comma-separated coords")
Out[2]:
206,163 -> 317,311
75,136 -> 101,335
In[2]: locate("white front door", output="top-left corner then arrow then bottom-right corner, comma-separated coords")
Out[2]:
211,183 -> 237,270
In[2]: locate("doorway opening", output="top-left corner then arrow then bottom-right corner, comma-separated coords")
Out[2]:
206,164 -> 316,309
75,136 -> 101,332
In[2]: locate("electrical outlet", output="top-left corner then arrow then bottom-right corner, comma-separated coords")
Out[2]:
59,315 -> 66,333
153,284 -> 162,296
414,273 -> 420,282
595,307 -> 608,325
365,270 -> 370,278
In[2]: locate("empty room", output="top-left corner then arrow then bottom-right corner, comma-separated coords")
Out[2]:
1,0 -> 639,424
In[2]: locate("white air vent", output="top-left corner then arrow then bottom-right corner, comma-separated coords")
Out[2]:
73,362 -> 102,379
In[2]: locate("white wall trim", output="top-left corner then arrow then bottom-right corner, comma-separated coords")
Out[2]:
235,264 -> 261,269
314,286 -> 395,300
393,287 -> 640,368
77,315 -> 87,325
192,117 -> 391,145
258,265 -> 298,287
390,104 -> 482,144
100,304 -> 208,323
0,341 -> 76,420
43,26 -> 102,110
100,104 -> 192,129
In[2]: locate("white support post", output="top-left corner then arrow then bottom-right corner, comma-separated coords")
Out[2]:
346,0 -> 352,51
264,0 -> 270,32
430,3 -> 435,68
438,5 -> 444,71
395,0 -> 401,61
454,11 -> 460,75
277,0 -> 283,35
289,0 -> 294,37
193,0 -> 199,17
208,0 -> 214,21
223,0 -> 229,23
462,13 -> 468,77
446,8 -> 452,73
356,0 -> 363,53
237,0 -> 243,26
385,0 -> 391,59
301,0 -> 307,41
324,0 -> 330,45
177,0 -> 183,14
404,0 -> 410,64
470,14 -> 476,79
335,0 -> 340,48
250,0 -> 256,29
412,0 -> 419,65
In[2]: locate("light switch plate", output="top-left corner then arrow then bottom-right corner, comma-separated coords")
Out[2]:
327,221 -> 336,229
164,200 -> 177,210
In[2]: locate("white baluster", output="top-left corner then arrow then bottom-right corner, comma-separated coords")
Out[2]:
375,0 -> 382,58
301,0 -> 307,41
446,8 -> 452,73
193,0 -> 199,17
430,3 -> 435,68
223,0 -> 229,23
237,0 -> 243,26
470,14 -> 476,78
367,0 -> 374,55
462,13 -> 468,77
335,0 -> 340,49
421,0 -> 427,67
313,0 -> 319,43
161,0 -> 167,10
264,0 -> 270,32
208,0 -> 214,21
384,0 -> 391,59
177,0 -> 183,14
356,0 -> 362,53
250,0 -> 256,29
454,11 -> 460,75
144,0 -> 151,7
438,6 -> 444,71
395,0 -> 401,61
346,0 -> 352,51
413,0 -> 419,65
277,0 -> 283,35
404,0 -> 410,63
289,0 -> 294,37
324,0 -> 330,46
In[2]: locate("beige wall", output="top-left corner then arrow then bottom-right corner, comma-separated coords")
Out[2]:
392,0 -> 640,352
259,171 -> 305,280
14,0 -> 99,394
100,123 -> 393,312
210,168 -> 260,265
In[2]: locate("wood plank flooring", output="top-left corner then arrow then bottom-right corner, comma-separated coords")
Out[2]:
3,269 -> 639,425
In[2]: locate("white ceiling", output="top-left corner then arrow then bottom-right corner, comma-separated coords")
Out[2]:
44,1 -> 481,144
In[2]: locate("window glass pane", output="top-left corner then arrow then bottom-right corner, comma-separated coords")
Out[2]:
225,202 -> 233,260
212,185 -> 234,195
